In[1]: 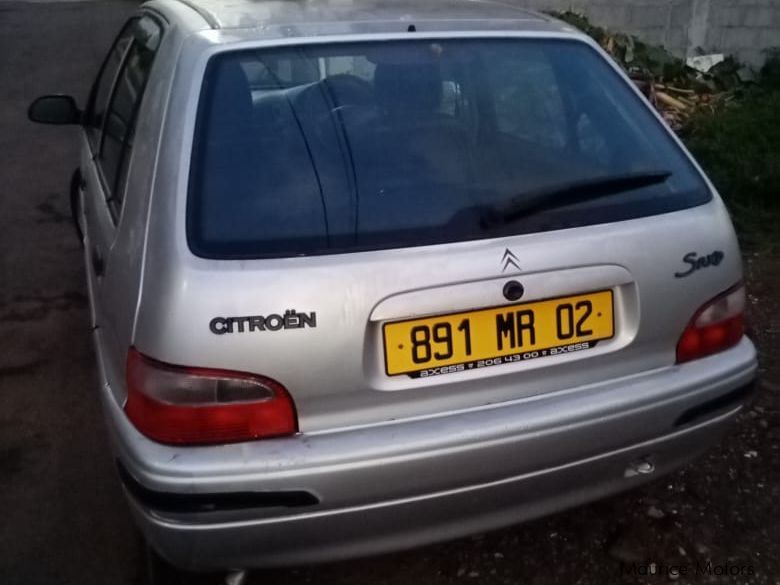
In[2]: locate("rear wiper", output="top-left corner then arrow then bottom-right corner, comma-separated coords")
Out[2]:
481,170 -> 672,228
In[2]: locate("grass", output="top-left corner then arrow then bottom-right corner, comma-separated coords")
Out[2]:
549,10 -> 779,250
681,71 -> 780,251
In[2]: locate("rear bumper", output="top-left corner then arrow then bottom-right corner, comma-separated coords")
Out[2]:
128,406 -> 747,569
100,339 -> 758,570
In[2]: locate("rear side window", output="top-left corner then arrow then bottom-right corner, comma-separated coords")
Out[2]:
99,16 -> 161,214
188,39 -> 711,259
85,20 -> 136,148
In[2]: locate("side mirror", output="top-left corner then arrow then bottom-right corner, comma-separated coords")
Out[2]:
28,95 -> 82,125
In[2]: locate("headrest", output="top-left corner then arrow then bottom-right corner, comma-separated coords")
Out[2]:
373,62 -> 442,117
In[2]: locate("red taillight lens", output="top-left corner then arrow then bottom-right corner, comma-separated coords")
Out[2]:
676,283 -> 746,364
125,348 -> 297,445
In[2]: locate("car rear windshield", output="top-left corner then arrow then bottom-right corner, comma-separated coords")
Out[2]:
188,39 -> 711,259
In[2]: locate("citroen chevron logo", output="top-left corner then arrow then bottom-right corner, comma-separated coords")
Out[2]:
501,249 -> 521,273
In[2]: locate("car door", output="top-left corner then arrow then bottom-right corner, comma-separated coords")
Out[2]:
79,18 -> 134,326
79,15 -> 162,373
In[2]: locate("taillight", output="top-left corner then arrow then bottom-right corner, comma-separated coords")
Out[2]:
125,348 -> 297,445
676,283 -> 746,364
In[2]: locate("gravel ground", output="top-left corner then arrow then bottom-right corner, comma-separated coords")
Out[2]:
0,2 -> 777,584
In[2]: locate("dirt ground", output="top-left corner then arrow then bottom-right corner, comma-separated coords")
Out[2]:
0,2 -> 777,584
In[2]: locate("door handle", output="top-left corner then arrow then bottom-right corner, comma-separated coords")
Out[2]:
91,246 -> 105,277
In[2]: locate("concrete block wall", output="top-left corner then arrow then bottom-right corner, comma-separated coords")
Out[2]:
514,0 -> 780,66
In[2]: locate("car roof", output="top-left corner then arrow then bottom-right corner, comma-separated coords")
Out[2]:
152,0 -> 575,35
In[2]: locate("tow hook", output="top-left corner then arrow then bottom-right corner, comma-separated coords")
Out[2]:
624,457 -> 655,478
225,570 -> 248,585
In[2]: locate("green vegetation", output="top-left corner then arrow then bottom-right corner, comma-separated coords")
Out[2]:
682,71 -> 780,248
550,11 -> 780,249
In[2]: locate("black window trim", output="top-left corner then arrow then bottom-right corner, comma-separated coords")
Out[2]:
85,17 -> 138,155
94,12 -> 165,224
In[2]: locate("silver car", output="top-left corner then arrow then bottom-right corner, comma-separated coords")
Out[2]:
29,0 -> 757,580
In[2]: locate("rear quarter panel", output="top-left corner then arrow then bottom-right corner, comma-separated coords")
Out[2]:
93,8 -> 198,404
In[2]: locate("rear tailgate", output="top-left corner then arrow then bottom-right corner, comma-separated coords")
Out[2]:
134,198 -> 743,432
133,34 -> 745,432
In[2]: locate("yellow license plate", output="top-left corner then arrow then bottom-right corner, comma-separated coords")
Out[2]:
383,290 -> 614,377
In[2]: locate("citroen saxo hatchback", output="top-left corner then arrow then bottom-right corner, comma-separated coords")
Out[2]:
29,0 -> 757,579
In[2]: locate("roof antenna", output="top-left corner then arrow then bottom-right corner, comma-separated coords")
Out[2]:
407,24 -> 416,32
